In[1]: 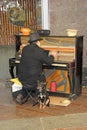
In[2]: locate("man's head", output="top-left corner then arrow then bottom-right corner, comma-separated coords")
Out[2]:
29,32 -> 42,44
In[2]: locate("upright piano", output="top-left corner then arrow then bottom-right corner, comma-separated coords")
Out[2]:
9,34 -> 83,98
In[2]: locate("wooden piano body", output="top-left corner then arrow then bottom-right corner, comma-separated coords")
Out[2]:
9,35 -> 83,98
40,36 -> 83,98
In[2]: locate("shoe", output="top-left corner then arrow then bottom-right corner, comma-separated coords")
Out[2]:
16,94 -> 29,105
22,96 -> 28,104
16,94 -> 24,105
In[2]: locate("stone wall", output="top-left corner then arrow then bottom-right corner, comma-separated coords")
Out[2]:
48,0 -> 87,68
0,45 -> 15,79
48,0 -> 87,86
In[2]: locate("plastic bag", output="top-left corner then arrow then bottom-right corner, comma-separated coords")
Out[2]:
12,83 -> 22,92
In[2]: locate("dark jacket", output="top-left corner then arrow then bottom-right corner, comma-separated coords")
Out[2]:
18,43 -> 54,87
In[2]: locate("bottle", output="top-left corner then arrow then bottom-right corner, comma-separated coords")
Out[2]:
50,81 -> 57,92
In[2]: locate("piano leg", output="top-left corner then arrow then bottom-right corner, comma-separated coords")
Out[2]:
68,68 -> 77,99
9,66 -> 15,78
9,58 -> 17,78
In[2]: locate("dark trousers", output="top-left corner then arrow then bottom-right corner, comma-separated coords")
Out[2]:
12,73 -> 46,99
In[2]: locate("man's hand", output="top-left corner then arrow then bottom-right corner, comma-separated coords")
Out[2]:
49,51 -> 58,61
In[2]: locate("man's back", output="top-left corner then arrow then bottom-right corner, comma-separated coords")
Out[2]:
18,43 -> 54,86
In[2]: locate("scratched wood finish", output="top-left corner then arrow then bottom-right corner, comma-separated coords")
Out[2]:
0,0 -> 37,45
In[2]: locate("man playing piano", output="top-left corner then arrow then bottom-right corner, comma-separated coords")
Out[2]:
13,32 -> 57,105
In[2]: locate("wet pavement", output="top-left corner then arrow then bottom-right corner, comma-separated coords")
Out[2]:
0,79 -> 87,130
